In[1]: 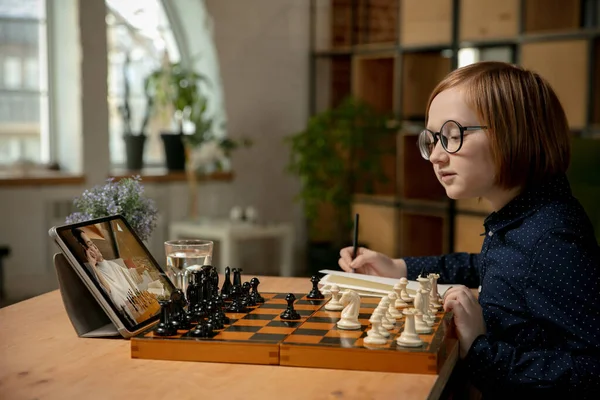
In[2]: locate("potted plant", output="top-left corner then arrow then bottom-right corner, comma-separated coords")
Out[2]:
285,96 -> 399,271
146,57 -> 211,171
121,53 -> 154,171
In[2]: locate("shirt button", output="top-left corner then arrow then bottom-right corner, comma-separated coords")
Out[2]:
488,231 -> 493,237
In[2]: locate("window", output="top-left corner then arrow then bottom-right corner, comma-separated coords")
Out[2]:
0,0 -> 48,165
106,0 -> 180,166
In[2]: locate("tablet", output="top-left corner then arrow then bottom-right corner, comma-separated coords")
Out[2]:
49,214 -> 176,338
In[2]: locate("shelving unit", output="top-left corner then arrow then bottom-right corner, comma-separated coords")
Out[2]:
309,0 -> 600,258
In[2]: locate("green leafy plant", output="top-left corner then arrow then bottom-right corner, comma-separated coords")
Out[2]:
145,59 -> 211,138
146,59 -> 252,165
285,96 -> 399,248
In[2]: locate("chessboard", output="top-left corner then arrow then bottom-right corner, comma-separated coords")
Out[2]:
131,274 -> 457,375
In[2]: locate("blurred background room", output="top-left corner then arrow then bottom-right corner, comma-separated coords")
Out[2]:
1,0 -> 599,307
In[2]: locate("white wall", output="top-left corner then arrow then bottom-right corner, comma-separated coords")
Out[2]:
0,0 -> 310,306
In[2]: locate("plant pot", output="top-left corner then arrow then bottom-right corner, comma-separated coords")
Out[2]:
123,134 -> 146,171
161,132 -> 186,171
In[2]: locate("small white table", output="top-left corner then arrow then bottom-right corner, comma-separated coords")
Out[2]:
169,219 -> 295,276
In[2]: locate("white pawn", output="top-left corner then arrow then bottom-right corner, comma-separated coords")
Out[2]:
415,312 -> 433,334
398,277 -> 413,303
372,308 -> 390,337
393,282 -> 409,308
325,284 -> 344,311
379,297 -> 396,326
386,292 -> 403,318
363,312 -> 387,345
396,308 -> 423,348
376,304 -> 395,330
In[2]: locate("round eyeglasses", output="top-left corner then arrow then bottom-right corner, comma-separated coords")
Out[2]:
418,120 -> 487,160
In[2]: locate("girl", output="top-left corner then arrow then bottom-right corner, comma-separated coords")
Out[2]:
339,61 -> 600,397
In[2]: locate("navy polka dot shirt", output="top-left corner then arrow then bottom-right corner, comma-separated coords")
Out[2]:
404,173 -> 600,397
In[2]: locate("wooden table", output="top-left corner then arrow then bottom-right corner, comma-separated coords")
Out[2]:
0,276 -> 457,400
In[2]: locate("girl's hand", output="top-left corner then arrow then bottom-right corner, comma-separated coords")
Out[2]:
443,285 -> 486,358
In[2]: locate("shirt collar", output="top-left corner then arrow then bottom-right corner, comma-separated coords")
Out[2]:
483,173 -> 571,234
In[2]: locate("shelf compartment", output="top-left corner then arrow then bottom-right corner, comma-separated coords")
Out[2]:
520,39 -> 588,130
592,38 -> 600,127
356,0 -> 399,46
400,0 -> 452,47
524,0 -> 581,33
314,55 -> 352,114
399,209 -> 449,257
314,0 -> 353,51
454,214 -> 486,254
399,133 -> 447,201
352,52 -> 397,115
352,200 -> 400,257
457,46 -> 515,68
401,51 -> 452,120
459,0 -> 519,42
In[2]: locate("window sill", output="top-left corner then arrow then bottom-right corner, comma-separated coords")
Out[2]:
109,167 -> 235,183
0,170 -> 86,187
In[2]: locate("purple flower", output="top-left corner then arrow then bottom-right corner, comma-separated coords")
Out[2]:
65,177 -> 158,241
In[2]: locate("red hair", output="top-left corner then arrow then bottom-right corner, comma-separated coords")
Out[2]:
426,61 -> 571,189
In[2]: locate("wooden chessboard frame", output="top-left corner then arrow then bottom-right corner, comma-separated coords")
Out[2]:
130,292 -> 458,375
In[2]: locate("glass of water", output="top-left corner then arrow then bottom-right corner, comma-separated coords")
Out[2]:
164,239 -> 213,293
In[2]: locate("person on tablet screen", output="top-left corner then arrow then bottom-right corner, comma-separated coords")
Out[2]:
72,227 -> 142,322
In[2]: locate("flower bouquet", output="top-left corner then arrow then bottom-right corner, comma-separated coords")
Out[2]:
66,176 -> 159,242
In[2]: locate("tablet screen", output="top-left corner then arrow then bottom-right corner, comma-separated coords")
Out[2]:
55,215 -> 175,331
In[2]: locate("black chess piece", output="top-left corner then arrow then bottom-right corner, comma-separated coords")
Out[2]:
169,289 -> 190,330
226,285 -> 247,313
250,277 -> 265,303
201,265 -> 219,298
233,268 -> 242,287
306,275 -> 324,299
419,266 -> 426,278
190,320 -> 216,338
221,266 -> 232,300
154,299 -> 177,336
242,282 -> 256,307
186,271 -> 201,309
214,295 -> 230,325
280,293 -> 301,320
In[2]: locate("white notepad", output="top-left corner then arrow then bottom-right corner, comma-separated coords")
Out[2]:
318,269 -> 452,298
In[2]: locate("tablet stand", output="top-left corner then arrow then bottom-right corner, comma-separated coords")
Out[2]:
53,253 -> 121,338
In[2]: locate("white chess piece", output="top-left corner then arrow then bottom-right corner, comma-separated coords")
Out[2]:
399,277 -> 413,303
363,311 -> 387,345
376,303 -> 394,330
428,273 -> 442,308
386,292 -> 403,318
393,282 -> 409,308
372,308 -> 390,337
325,284 -> 344,311
336,290 -> 361,330
379,297 -> 396,325
415,312 -> 433,334
396,308 -> 423,348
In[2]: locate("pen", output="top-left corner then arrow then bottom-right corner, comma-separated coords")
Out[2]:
351,213 -> 359,272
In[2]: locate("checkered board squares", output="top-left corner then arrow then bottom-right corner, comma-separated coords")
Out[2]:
131,292 -> 458,374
